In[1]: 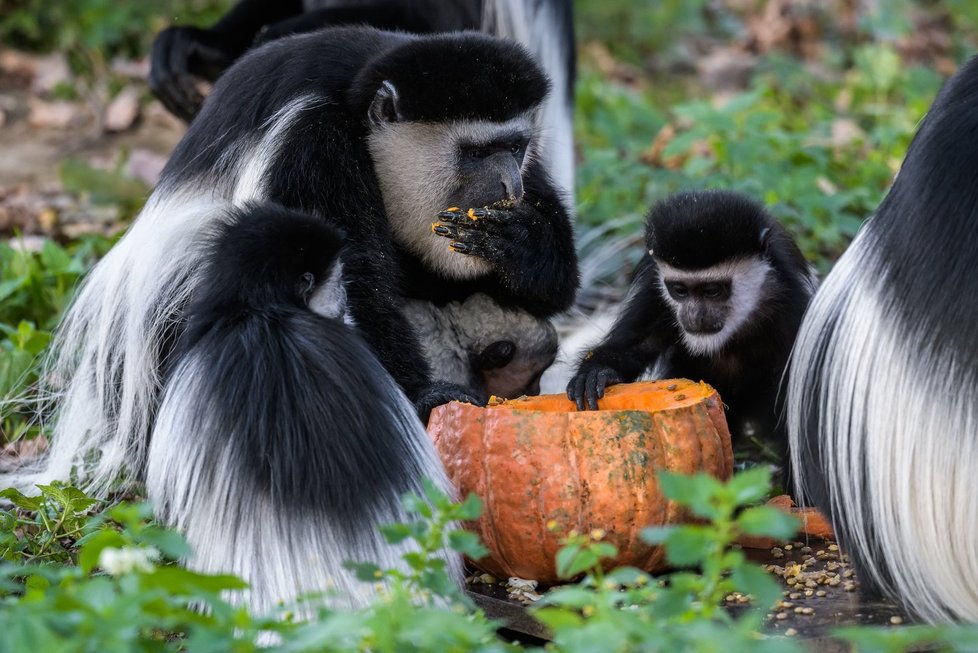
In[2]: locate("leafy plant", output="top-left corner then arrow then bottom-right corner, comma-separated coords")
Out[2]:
534,466 -> 803,653
0,235 -> 113,443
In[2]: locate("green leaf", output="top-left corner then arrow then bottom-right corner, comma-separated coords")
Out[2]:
663,526 -> 712,567
536,586 -> 597,610
145,565 -> 248,594
737,506 -> 800,540
730,563 -> 782,611
556,542 -> 600,579
725,466 -> 774,505
380,523 -> 412,545
401,492 -> 433,519
136,527 -> 193,560
657,471 -> 725,520
447,530 -> 488,559
640,525 -> 674,545
454,492 -> 483,521
344,561 -> 384,583
77,529 -> 126,573
0,488 -> 43,512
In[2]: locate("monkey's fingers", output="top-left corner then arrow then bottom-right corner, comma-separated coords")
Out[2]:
431,222 -> 494,258
584,368 -> 622,411
436,207 -> 509,225
567,374 -> 588,411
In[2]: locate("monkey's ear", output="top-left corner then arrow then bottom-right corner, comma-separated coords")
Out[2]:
759,227 -> 772,251
368,80 -> 402,126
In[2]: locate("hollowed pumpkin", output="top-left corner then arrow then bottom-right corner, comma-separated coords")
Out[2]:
427,379 -> 734,583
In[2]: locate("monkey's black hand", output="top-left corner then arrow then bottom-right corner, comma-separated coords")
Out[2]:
415,380 -> 487,424
432,204 -> 531,267
149,26 -> 236,122
566,365 -> 622,411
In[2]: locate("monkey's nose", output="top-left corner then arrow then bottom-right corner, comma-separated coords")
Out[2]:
502,172 -> 523,200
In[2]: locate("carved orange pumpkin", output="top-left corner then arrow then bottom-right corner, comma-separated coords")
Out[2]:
427,379 -> 733,582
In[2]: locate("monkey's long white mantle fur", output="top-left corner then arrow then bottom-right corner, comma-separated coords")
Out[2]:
787,56 -> 978,622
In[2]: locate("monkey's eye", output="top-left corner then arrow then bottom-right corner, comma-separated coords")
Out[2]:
700,283 -> 722,299
510,141 -> 522,155
698,282 -> 731,300
667,282 -> 689,299
465,146 -> 489,160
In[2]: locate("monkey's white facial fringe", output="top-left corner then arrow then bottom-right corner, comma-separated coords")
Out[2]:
657,257 -> 771,357
787,227 -> 978,623
147,356 -> 462,615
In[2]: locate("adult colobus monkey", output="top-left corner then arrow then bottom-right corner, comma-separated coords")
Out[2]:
3,28 -> 574,607
568,191 -> 816,471
149,0 -> 576,198
149,203 -> 459,613
787,56 -> 978,622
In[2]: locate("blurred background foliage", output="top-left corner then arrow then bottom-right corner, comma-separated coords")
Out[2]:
1,0 -> 978,441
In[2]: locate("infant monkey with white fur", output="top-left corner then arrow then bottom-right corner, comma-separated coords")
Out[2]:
568,190 -> 816,470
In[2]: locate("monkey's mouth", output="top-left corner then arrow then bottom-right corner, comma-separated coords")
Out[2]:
684,323 -> 724,335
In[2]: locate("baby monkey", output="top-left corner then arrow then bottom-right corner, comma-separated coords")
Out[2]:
568,190 -> 815,459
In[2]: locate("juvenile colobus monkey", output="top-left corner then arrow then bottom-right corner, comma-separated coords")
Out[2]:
568,190 -> 816,463
148,203 -> 459,612
149,0 -> 577,199
2,28 -> 575,607
787,56 -> 978,623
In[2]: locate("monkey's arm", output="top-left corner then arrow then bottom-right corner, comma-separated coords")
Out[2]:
567,259 -> 676,409
150,0 -> 304,121
434,160 -> 578,317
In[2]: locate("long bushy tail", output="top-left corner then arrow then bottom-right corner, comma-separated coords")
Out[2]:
787,56 -> 978,623
2,189 -> 225,497
146,204 -> 460,613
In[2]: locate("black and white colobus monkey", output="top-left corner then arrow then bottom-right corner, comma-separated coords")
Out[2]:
147,202 -> 459,612
787,57 -> 978,623
568,191 -> 816,461
149,0 -> 576,197
5,28 -> 575,503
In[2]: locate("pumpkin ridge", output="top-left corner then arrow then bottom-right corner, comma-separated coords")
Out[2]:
566,411 -> 585,558
479,409 -> 510,576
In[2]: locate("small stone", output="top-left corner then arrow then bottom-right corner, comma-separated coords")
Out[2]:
28,99 -> 82,129
105,86 -> 141,132
775,612 -> 788,620
785,628 -> 798,637
890,616 -> 903,625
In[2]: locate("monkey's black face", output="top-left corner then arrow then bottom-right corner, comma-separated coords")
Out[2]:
664,280 -> 732,335
452,134 -> 529,208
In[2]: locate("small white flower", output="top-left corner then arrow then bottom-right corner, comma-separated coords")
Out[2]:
98,546 -> 160,576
